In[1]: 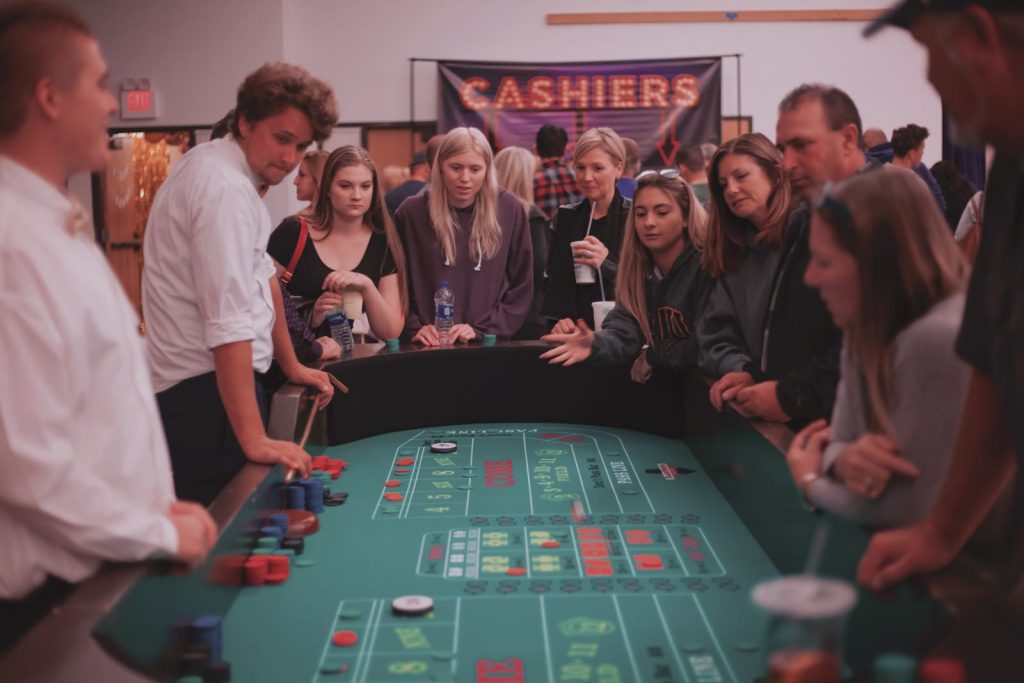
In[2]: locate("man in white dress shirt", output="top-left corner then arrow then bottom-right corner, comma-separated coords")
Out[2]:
0,2 -> 216,652
143,63 -> 337,504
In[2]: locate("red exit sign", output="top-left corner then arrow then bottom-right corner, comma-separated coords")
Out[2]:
120,88 -> 156,120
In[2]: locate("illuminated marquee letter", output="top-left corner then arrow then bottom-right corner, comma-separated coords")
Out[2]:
527,77 -> 555,109
609,75 -> 637,109
592,76 -> 607,109
639,75 -> 670,108
459,76 -> 492,111
558,76 -> 590,109
494,76 -> 526,110
671,74 -> 701,108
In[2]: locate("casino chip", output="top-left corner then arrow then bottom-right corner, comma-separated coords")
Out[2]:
430,442 -> 457,453
332,630 -> 358,647
570,499 -> 586,523
391,595 -> 434,615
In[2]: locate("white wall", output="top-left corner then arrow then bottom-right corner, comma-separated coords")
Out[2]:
67,0 -> 943,222
287,0 -> 940,153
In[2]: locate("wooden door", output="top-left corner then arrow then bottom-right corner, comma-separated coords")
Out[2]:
98,132 -> 189,318
365,127 -> 425,170
101,136 -> 145,317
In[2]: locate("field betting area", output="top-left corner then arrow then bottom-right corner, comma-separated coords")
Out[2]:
223,424 -> 780,683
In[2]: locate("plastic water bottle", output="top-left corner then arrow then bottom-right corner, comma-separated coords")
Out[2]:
434,280 -> 454,347
325,308 -> 354,353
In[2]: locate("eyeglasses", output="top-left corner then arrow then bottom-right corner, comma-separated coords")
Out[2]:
636,168 -> 681,181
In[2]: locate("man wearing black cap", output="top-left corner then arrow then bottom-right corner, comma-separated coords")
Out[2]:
386,150 -> 430,216
858,0 -> 1024,593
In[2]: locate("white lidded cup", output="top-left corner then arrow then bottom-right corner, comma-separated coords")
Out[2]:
751,575 -> 856,683
592,301 -> 614,331
570,240 -> 596,284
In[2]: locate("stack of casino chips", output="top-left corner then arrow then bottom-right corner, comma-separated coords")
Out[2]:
171,615 -> 230,683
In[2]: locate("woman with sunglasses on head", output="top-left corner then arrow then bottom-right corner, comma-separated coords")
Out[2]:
268,145 -> 408,342
542,127 -> 630,333
786,168 -> 969,527
540,173 -> 713,383
394,127 -> 533,345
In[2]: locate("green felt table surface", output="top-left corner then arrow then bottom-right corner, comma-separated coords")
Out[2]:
95,420 -> 946,683
224,423 -> 779,682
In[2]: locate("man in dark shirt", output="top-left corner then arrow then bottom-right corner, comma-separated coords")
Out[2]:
858,0 -> 1024,592
385,151 -> 429,216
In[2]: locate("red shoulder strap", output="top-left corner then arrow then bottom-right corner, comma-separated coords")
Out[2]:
281,217 -> 309,285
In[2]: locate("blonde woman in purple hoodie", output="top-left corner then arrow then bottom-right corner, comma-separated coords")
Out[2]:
394,127 -> 534,345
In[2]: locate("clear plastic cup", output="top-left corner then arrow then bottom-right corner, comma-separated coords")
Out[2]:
751,575 -> 857,683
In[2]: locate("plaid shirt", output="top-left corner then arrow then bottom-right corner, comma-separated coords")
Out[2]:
533,159 -> 581,221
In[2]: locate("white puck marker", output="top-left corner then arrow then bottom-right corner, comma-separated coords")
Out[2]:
392,595 -> 435,615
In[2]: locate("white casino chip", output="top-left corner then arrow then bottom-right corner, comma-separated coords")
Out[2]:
392,595 -> 435,615
430,442 -> 458,453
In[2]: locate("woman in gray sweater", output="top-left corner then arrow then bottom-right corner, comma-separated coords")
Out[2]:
786,168 -> 970,528
696,134 -> 791,405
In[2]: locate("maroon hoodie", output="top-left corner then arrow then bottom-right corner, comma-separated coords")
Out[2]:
394,189 -> 533,339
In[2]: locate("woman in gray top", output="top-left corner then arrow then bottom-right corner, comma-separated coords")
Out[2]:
787,168 -> 970,528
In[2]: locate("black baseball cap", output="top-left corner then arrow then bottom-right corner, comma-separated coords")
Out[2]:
410,151 -> 427,168
865,0 -> 1021,37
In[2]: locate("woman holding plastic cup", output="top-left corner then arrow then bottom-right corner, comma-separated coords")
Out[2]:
268,145 -> 408,341
786,168 -> 969,528
541,127 -> 630,332
540,173 -> 713,383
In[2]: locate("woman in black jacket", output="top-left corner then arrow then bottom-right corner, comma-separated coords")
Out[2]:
541,173 -> 713,383
542,127 -> 630,331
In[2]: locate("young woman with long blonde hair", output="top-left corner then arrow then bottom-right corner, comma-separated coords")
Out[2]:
540,173 -> 713,383
494,145 -> 550,339
786,168 -> 969,527
268,145 -> 408,341
394,127 -> 534,345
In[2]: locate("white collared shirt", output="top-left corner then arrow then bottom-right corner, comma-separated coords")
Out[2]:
142,137 -> 277,393
0,156 -> 178,599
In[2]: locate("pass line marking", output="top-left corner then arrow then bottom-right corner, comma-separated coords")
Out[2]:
693,596 -> 739,683
354,599 -> 385,683
538,595 -> 556,683
652,595 -> 693,683
585,429 -> 657,513
401,445 -> 427,518
612,594 -> 644,683
465,437 -> 475,515
374,429 -> 426,520
567,443 -> 593,513
522,431 -> 535,515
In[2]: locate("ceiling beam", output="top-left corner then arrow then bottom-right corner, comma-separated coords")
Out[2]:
546,10 -> 884,26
